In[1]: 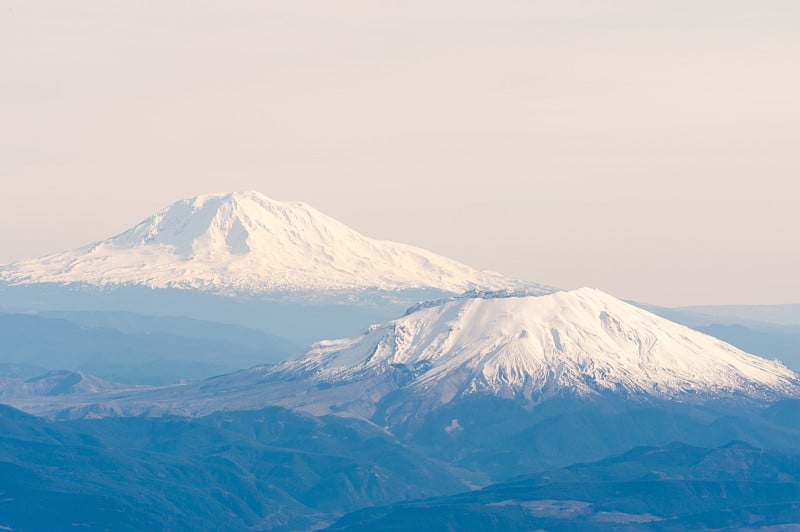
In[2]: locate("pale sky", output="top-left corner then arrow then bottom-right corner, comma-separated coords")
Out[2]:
1,1 -> 799,306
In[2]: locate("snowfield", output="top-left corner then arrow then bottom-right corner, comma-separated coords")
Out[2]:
0,191 -> 547,296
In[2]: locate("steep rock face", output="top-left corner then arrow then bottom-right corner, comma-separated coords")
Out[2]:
0,191 -> 545,296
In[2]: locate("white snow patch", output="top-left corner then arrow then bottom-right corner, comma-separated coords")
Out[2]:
444,419 -> 462,434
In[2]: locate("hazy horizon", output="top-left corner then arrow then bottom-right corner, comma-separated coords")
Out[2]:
2,1 -> 798,307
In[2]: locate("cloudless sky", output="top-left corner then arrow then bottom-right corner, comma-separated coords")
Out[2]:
1,1 -> 798,306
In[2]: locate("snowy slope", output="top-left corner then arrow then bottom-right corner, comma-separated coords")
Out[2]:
0,191 -> 544,295
282,288 -> 800,409
14,288 -> 799,420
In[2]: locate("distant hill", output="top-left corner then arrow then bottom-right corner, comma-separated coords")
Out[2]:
328,440 -> 800,531
0,404 -> 465,531
0,312 -> 296,384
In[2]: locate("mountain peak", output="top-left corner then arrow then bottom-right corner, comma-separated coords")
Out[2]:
108,190 -> 337,257
276,288 -> 800,414
16,288 -> 799,420
0,191 -> 547,296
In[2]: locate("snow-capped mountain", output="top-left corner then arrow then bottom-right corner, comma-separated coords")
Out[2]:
0,191 -> 544,296
16,288 -> 799,420
267,287 -> 800,414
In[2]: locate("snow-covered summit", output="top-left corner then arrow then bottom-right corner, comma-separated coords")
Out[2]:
281,287 -> 800,407
9,288 -> 800,420
0,191 -> 545,295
